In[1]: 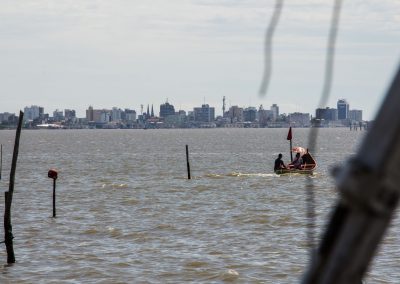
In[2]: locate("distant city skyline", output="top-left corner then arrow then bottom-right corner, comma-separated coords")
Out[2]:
1,1 -> 399,120
9,97 -> 365,120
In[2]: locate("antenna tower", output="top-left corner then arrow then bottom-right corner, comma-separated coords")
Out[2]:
222,96 -> 226,116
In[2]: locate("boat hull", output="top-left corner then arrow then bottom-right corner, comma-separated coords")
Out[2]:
274,168 -> 315,175
274,151 -> 317,175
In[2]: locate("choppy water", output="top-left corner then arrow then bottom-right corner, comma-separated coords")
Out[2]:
0,128 -> 398,283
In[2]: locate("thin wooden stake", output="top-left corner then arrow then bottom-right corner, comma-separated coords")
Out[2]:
53,179 -> 56,218
4,110 -> 23,263
186,145 -> 191,179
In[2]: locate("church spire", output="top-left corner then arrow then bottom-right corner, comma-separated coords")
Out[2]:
147,104 -> 150,118
151,104 -> 154,117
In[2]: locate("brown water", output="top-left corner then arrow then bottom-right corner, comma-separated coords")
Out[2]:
0,128 -> 397,283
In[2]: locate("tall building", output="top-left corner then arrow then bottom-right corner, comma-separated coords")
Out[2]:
125,109 -> 137,122
159,101 -> 175,118
337,99 -> 349,120
243,107 -> 257,122
64,109 -> 76,120
288,112 -> 311,127
111,107 -> 123,122
24,105 -> 41,121
86,106 -> 94,121
193,104 -> 215,123
53,109 -> 64,121
228,106 -> 244,122
316,107 -> 338,121
270,104 -> 279,121
349,109 -> 362,122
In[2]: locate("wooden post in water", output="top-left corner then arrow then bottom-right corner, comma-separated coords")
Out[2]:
4,110 -> 23,263
186,145 -> 191,179
48,169 -> 58,218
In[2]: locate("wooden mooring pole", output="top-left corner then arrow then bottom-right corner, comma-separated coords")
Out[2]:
4,110 -> 23,263
48,169 -> 58,218
186,145 -> 191,179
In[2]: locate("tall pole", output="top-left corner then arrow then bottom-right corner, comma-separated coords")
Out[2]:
186,145 -> 191,180
4,110 -> 23,263
48,169 -> 58,217
53,178 -> 56,218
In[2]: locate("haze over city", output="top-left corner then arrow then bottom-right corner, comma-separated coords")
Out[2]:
1,0 -> 399,120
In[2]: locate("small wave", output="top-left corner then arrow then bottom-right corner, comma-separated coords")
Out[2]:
107,226 -> 122,237
101,183 -> 129,189
227,172 -> 278,178
204,173 -> 224,179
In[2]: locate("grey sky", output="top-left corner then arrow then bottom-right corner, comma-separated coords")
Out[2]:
1,0 -> 399,119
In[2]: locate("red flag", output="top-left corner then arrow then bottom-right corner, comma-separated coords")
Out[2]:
287,127 -> 292,140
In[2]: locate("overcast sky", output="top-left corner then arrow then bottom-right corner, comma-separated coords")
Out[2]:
1,0 -> 399,119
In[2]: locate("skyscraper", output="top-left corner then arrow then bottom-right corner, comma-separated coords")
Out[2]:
337,99 -> 349,120
270,104 -> 279,121
160,101 -> 175,118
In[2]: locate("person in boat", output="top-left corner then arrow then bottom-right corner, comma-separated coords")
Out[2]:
274,153 -> 287,171
290,152 -> 303,169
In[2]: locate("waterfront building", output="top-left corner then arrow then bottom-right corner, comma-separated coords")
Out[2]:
193,104 -> 215,123
337,99 -> 349,120
349,109 -> 362,122
111,107 -> 123,122
53,109 -> 64,122
228,106 -> 244,123
243,107 -> 257,122
271,104 -> 279,121
64,109 -> 76,120
100,110 -> 111,123
125,109 -> 136,122
288,112 -> 311,127
258,105 -> 273,127
86,106 -> 94,121
24,105 -> 41,121
315,107 -> 338,121
0,112 -> 15,123
159,101 -> 175,118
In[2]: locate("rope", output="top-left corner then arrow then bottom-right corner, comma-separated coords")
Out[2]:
259,0 -> 284,96
306,0 -> 343,253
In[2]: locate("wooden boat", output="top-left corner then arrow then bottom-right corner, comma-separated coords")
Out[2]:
275,147 -> 317,175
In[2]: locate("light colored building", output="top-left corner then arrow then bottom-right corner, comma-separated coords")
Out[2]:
271,104 -> 279,121
111,107 -> 123,122
125,109 -> 136,122
349,109 -> 362,122
53,109 -> 64,121
288,112 -> 311,127
0,112 -> 15,123
24,105 -> 41,121
228,106 -> 244,122
243,107 -> 257,122
193,104 -> 215,123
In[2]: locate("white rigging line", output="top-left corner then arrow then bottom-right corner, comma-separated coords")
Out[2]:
259,0 -> 284,96
306,0 -> 343,253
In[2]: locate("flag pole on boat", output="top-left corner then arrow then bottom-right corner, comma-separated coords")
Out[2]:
287,127 -> 293,162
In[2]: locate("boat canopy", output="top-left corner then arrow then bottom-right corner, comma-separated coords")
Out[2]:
292,146 -> 307,156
